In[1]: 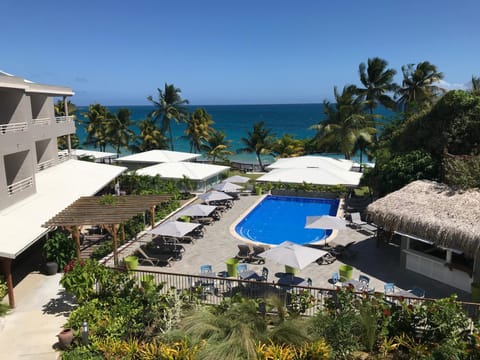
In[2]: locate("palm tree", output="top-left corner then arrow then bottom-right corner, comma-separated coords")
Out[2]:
83,103 -> 113,152
107,108 -> 135,155
147,83 -> 189,150
357,57 -> 397,113
271,134 -> 305,158
310,85 -> 376,160
130,117 -> 168,152
200,129 -> 233,163
237,121 -> 275,171
54,99 -> 77,117
183,108 -> 214,153
396,61 -> 445,112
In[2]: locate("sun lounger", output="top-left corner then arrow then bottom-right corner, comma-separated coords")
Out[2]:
250,245 -> 267,264
136,247 -> 173,267
350,212 -> 367,229
235,244 -> 252,262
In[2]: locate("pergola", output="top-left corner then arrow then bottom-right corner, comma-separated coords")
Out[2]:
43,195 -> 173,266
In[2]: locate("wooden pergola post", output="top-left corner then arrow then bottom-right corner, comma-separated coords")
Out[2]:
72,225 -> 81,260
150,205 -> 156,228
112,224 -> 119,266
0,257 -> 14,308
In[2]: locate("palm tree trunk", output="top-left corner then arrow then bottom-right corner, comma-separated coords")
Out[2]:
256,152 -> 264,171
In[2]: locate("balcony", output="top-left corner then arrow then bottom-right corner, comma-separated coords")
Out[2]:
0,122 -> 28,134
36,159 -> 56,172
33,117 -> 51,126
55,116 -> 74,123
7,176 -> 34,196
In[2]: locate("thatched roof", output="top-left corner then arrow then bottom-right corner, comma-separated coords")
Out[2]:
367,180 -> 480,256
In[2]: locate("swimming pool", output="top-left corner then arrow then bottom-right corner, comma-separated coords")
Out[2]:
234,195 -> 340,245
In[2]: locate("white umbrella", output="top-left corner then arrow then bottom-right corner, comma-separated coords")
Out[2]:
305,215 -> 346,230
149,221 -> 200,237
223,175 -> 250,183
259,241 -> 328,270
177,204 -> 217,217
198,190 -> 233,203
212,181 -> 242,192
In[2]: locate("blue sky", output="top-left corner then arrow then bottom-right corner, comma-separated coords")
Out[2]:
3,0 -> 479,105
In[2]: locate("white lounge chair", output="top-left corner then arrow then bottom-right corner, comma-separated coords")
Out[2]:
350,212 -> 367,228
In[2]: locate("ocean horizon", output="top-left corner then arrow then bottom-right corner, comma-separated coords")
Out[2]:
74,103 -> 393,164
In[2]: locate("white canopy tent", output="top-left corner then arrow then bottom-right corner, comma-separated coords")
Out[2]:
266,155 -> 354,172
0,159 -> 126,259
256,167 -> 362,186
136,162 -> 230,192
116,150 -> 200,165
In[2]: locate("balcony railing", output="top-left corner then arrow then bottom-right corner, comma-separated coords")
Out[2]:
33,117 -> 51,126
0,122 -> 28,134
36,159 -> 56,172
58,150 -> 70,162
55,116 -> 74,123
7,176 -> 33,195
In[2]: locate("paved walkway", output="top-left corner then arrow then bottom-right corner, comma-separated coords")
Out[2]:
0,192 -> 470,359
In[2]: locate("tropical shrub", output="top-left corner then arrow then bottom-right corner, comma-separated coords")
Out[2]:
43,230 -> 76,269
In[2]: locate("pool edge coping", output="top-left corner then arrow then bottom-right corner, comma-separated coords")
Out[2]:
229,193 -> 344,247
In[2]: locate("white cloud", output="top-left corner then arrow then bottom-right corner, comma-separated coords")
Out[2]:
436,79 -> 468,91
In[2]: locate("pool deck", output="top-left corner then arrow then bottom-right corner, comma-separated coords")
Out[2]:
132,193 -> 469,300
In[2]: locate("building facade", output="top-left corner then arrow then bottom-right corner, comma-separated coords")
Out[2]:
0,73 -> 74,210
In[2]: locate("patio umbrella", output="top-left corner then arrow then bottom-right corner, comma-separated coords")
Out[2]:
305,215 -> 346,230
258,241 -> 328,270
149,221 -> 200,237
198,190 -> 233,203
177,204 -> 217,217
212,181 -> 242,192
223,175 -> 250,183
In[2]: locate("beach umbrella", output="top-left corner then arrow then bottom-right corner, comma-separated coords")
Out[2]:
149,221 -> 201,237
212,181 -> 242,192
305,215 -> 346,230
177,204 -> 217,217
198,190 -> 233,203
223,175 -> 250,184
258,241 -> 328,270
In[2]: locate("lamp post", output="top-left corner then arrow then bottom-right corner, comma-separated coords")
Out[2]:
81,320 -> 89,345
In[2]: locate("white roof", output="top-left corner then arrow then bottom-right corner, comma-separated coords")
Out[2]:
0,160 -> 126,258
136,161 -> 229,181
256,167 -> 362,186
116,150 -> 200,164
266,155 -> 353,171
72,149 -> 117,160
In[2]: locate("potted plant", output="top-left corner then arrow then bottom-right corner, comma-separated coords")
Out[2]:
43,230 -> 76,275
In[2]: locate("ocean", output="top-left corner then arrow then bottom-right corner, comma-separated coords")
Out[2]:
74,103 -> 392,164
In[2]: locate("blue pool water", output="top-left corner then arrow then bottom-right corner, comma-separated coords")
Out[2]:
234,195 -> 340,245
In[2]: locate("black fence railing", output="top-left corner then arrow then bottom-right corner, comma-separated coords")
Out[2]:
116,268 -> 480,319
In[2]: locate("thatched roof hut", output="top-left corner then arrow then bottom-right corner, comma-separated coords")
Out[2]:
367,180 -> 480,256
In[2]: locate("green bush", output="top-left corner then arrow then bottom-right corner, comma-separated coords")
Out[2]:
43,230 -> 76,269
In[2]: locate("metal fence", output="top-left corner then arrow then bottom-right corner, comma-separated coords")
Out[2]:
118,268 -> 480,319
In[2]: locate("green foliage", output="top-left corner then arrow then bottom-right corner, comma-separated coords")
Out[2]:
237,121 -> 275,171
0,275 -> 7,300
43,230 -> 76,268
443,155 -> 480,189
363,150 -> 438,195
90,240 -> 113,261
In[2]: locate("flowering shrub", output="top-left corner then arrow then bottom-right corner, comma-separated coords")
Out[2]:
60,259 -> 108,303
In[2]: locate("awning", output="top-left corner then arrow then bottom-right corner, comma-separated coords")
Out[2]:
136,161 -> 229,181
0,159 -> 126,258
116,150 -> 200,164
256,167 -> 362,186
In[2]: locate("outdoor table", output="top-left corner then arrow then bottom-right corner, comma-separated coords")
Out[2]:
277,276 -> 307,287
